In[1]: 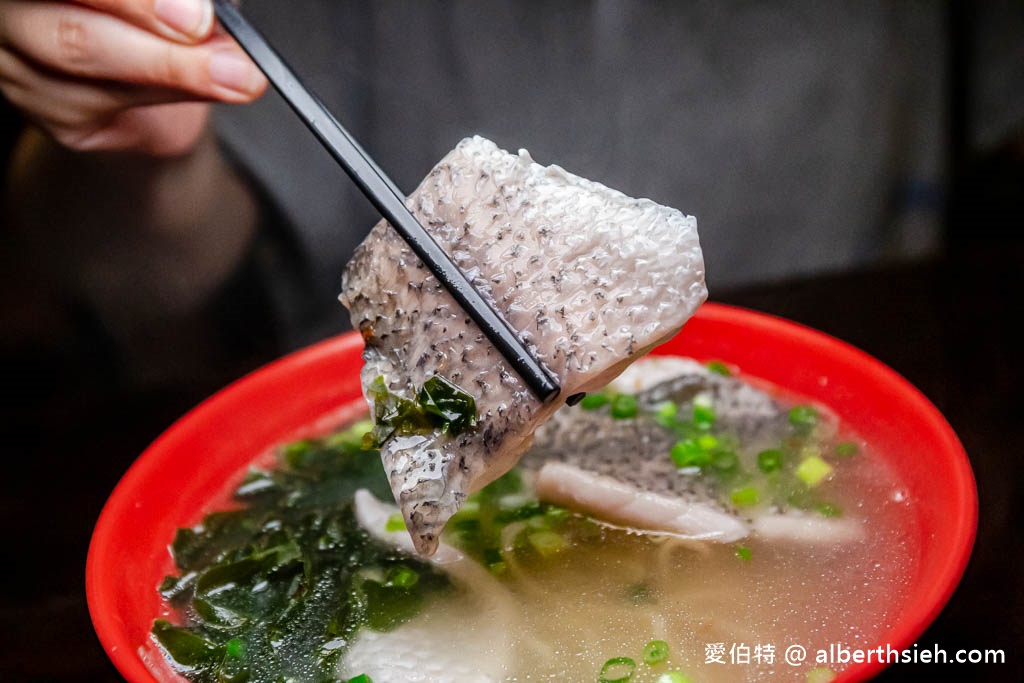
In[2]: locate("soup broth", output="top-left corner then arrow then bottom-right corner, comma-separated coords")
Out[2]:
151,359 -> 917,683
415,464 -> 911,681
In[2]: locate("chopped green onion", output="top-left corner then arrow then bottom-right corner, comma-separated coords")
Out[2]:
705,360 -> 732,376
580,393 -> 611,410
788,405 -> 819,434
385,513 -> 406,532
835,441 -> 860,457
735,545 -> 752,561
348,675 -> 374,683
527,530 -> 567,557
610,394 -> 639,419
730,486 -> 760,507
656,673 -> 692,683
670,440 -> 709,468
806,667 -> 836,683
756,448 -> 783,473
386,566 -> 419,589
816,502 -> 842,518
692,394 -> 716,424
696,434 -> 719,451
642,640 -> 670,664
796,456 -> 834,487
653,401 -> 678,427
599,656 -> 637,682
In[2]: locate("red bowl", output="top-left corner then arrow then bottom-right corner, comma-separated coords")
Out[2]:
86,302 -> 976,682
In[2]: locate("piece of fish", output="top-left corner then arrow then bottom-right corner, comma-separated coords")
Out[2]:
524,359 -> 786,489
522,358 -> 859,544
753,511 -> 864,544
340,136 -> 706,556
535,461 -> 748,541
522,359 -> 771,540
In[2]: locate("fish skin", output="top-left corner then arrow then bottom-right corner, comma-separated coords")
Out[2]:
525,360 -> 860,544
524,360 -> 786,496
340,136 -> 706,556
521,360 -> 786,538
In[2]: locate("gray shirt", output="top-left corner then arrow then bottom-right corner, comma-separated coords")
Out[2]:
215,0 -> 1022,344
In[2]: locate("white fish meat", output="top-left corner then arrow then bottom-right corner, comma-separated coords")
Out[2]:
753,511 -> 864,544
340,136 -> 706,555
535,461 -> 748,541
344,490 -> 514,682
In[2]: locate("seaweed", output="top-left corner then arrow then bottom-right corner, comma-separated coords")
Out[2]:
152,421 -> 451,683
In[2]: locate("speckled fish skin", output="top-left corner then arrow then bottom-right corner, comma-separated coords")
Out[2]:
524,361 -> 785,501
340,136 -> 706,556
528,359 -> 787,470
525,360 -> 859,544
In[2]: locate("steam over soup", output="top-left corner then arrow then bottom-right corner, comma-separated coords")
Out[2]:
152,357 -> 916,682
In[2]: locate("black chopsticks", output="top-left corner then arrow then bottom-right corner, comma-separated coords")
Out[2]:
212,0 -> 559,403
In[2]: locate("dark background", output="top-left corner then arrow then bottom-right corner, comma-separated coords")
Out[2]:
1,0 -> 1022,681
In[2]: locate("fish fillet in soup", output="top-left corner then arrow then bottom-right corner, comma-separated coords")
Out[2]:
340,136 -> 706,555
522,358 -> 862,544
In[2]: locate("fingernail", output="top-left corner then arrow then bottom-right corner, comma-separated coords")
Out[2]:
155,0 -> 212,39
209,49 -> 262,95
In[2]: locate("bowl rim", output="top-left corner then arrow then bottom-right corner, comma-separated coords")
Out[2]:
86,302 -> 977,682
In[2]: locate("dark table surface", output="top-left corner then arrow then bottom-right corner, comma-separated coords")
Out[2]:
1,251 -> 1020,681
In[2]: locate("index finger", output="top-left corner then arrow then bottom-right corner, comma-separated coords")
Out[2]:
74,0 -> 213,43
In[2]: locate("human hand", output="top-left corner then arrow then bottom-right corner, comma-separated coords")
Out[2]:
0,0 -> 268,156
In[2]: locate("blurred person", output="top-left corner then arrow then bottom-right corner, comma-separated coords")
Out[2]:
0,0 -> 274,386
2,0 -> 1022,387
